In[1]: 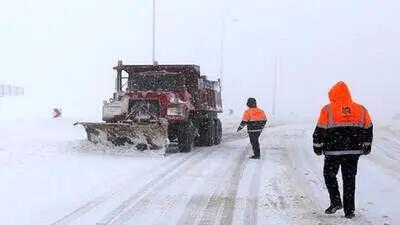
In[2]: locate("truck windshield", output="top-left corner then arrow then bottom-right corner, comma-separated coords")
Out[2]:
128,74 -> 184,91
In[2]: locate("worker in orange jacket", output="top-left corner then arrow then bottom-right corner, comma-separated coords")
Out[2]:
237,98 -> 267,159
313,81 -> 373,219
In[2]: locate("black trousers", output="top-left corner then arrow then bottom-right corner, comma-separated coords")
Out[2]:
323,155 -> 360,215
248,131 -> 261,157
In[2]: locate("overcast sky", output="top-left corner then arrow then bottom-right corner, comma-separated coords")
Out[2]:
1,0 -> 400,121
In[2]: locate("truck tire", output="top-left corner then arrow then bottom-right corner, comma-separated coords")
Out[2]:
194,119 -> 207,146
214,119 -> 222,145
178,120 -> 194,152
204,119 -> 215,146
194,121 -> 203,146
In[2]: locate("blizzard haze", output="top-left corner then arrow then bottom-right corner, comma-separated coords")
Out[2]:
1,0 -> 400,122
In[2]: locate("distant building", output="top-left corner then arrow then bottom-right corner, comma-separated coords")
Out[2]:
393,113 -> 400,120
0,85 -> 24,97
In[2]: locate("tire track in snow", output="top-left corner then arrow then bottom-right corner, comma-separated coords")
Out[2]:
262,128 -> 330,225
220,148 -> 248,225
197,147 -> 248,225
242,155 -> 263,225
52,128 -> 246,225
175,149 -> 237,225
177,147 -> 247,225
51,151 -> 200,225
98,148 -> 214,225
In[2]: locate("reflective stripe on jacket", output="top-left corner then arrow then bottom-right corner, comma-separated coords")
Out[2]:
313,81 -> 373,155
239,107 -> 267,132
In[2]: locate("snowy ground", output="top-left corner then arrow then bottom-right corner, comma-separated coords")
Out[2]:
0,118 -> 399,225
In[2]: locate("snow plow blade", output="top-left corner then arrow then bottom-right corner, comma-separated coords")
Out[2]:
75,120 -> 169,150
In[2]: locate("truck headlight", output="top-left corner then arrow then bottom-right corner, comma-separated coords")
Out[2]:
167,105 -> 185,116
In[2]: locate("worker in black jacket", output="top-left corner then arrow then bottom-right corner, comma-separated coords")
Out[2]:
313,81 -> 373,219
237,98 -> 267,159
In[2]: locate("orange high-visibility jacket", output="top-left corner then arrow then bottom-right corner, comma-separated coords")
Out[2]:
313,81 -> 373,155
239,107 -> 267,132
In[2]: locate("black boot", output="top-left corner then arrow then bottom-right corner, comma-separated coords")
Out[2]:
324,204 -> 343,214
249,155 -> 260,159
345,212 -> 355,219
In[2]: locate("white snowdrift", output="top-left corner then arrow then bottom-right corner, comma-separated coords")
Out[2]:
0,118 -> 399,225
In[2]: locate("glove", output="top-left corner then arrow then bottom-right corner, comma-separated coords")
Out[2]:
362,142 -> 372,155
237,126 -> 243,132
314,149 -> 323,156
313,142 -> 324,156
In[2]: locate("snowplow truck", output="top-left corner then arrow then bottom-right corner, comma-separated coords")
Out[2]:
77,61 -> 223,152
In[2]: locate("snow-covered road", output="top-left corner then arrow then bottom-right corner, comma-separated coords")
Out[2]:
0,119 -> 398,225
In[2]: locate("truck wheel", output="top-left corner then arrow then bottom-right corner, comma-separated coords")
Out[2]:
194,119 -> 206,146
214,119 -> 222,145
194,121 -> 203,146
204,119 -> 215,146
178,121 -> 194,152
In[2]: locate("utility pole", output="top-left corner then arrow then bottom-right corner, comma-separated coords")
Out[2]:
219,18 -> 238,82
272,56 -> 278,117
152,0 -> 156,64
219,21 -> 225,81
